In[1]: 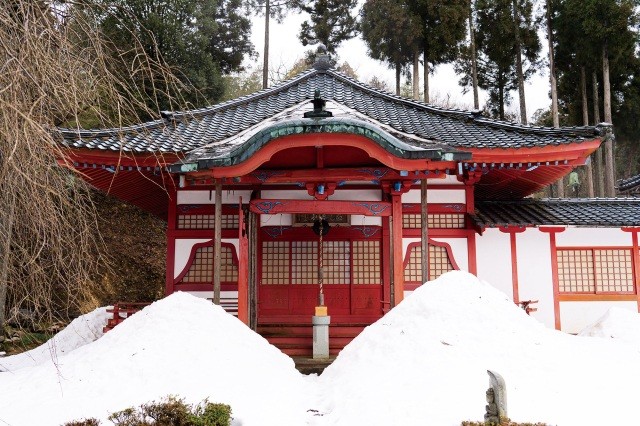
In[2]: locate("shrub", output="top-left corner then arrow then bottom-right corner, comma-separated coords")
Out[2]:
105,396 -> 231,426
461,420 -> 551,426
63,419 -> 101,426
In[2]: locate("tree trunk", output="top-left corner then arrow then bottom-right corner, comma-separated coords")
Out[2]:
592,71 -> 604,197
581,67 -> 595,198
262,0 -> 270,89
513,0 -> 527,124
499,80 -> 505,120
469,0 -> 479,109
547,0 -> 564,196
395,62 -> 401,96
0,193 -> 14,331
602,43 -> 615,197
423,50 -> 430,103
413,50 -> 420,101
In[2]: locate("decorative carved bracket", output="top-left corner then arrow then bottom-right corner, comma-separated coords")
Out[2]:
305,182 -> 337,200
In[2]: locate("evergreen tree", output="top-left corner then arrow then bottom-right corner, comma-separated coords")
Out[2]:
465,0 -> 540,120
554,0 -> 639,196
99,0 -> 254,113
297,0 -> 359,54
406,0 -> 468,103
360,0 -> 420,94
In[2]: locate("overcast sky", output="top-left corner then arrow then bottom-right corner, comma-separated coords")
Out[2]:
247,10 -> 552,122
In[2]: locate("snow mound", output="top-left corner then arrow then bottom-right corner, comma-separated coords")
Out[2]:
579,307 -> 640,348
0,306 -> 110,372
0,292 -> 310,426
318,271 -> 640,426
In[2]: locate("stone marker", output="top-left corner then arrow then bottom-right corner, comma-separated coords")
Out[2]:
485,370 -> 507,424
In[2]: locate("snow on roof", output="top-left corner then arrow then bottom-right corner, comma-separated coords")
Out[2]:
579,307 -> 640,349
0,306 -> 110,372
317,271 -> 640,425
0,292 -> 310,426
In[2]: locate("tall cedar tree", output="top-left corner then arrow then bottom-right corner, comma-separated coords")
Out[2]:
468,0 -> 540,120
100,0 -> 254,115
360,0 -> 421,95
297,0 -> 359,54
406,0 -> 468,103
554,0 -> 638,196
251,0 -> 296,88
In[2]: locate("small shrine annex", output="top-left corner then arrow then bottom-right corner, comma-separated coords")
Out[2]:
58,55 -> 640,356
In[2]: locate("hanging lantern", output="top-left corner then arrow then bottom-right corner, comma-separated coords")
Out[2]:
312,218 -> 330,236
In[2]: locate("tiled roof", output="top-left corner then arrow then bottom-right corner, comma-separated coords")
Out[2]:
473,198 -> 640,228
57,65 -> 606,156
617,174 -> 640,192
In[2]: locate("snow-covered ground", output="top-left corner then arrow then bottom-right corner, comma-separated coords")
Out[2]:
0,306 -> 110,372
1,271 -> 640,426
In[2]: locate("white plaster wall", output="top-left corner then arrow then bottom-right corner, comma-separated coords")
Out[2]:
184,291 -> 239,300
475,228 -> 513,300
560,301 -> 638,334
555,227 -> 632,247
434,238 -> 469,272
427,175 -> 461,185
516,229 -> 555,329
402,188 -> 465,204
402,237 -> 468,274
177,190 -> 252,205
261,189 -> 382,201
350,215 -> 382,226
261,213 -> 293,227
174,238 -> 239,279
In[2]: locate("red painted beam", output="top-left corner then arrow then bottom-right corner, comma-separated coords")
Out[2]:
250,199 -> 392,217
185,167 -> 449,186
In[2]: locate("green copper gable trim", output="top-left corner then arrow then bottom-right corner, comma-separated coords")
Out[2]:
170,118 -> 471,173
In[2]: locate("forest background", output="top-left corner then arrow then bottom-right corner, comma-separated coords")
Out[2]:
0,0 -> 639,349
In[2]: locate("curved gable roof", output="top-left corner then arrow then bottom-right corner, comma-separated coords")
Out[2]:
58,65 -> 607,156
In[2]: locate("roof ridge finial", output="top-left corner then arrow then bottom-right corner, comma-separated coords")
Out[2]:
312,43 -> 332,71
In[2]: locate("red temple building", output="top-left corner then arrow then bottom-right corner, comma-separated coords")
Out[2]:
58,55 -> 640,356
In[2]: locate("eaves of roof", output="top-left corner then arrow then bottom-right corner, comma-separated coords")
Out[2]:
473,198 -> 640,228
57,65 -> 608,157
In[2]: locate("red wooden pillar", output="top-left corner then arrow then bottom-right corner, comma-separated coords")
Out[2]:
498,225 -> 527,305
392,193 -> 404,305
382,216 -> 391,313
165,187 -> 177,296
238,199 -> 249,324
540,227 -> 565,330
622,227 -> 640,313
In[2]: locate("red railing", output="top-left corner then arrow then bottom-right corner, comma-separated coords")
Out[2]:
103,302 -> 151,333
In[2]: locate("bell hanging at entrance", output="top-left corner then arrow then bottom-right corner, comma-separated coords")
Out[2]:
312,218 -> 330,236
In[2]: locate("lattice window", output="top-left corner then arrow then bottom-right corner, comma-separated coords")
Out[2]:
558,248 -> 635,294
181,245 -> 238,283
353,240 -> 381,284
322,241 -> 351,284
292,241 -> 318,285
403,214 -> 465,229
177,214 -> 238,230
403,244 -> 455,284
262,241 -> 290,284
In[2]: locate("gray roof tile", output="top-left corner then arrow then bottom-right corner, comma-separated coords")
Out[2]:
57,67 -> 606,156
473,198 -> 640,228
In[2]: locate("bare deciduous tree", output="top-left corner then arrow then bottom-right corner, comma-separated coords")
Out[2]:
0,1 -> 179,333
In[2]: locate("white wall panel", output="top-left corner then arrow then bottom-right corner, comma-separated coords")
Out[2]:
173,238 -> 238,279
556,227 -> 631,247
260,213 -> 293,227
177,190 -> 252,205
560,301 -> 638,334
516,229 -> 555,329
402,188 -> 465,204
475,228 -> 513,300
